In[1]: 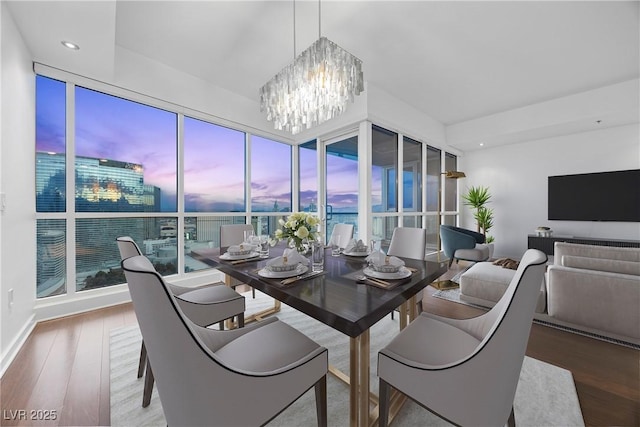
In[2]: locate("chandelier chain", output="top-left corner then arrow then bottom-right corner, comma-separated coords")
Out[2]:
318,0 -> 321,39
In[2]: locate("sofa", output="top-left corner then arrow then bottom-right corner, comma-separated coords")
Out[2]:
544,242 -> 639,345
459,242 -> 640,346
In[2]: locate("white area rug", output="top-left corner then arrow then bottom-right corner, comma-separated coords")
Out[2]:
111,291 -> 584,426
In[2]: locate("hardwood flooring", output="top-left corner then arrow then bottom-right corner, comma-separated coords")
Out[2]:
1,265 -> 638,426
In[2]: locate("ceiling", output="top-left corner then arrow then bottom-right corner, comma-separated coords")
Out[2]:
6,1 -> 640,139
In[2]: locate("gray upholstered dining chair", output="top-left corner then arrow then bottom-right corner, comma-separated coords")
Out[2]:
122,254 -> 328,427
386,227 -> 427,318
377,249 -> 547,427
329,223 -> 354,249
220,223 -> 257,298
387,227 -> 427,261
117,236 -> 245,407
440,224 -> 491,267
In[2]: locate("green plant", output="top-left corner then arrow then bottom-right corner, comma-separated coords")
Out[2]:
462,185 -> 494,242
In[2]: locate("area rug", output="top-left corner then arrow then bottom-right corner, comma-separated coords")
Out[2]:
111,291 -> 584,427
432,287 -> 640,350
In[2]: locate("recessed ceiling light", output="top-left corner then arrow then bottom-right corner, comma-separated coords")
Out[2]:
61,41 -> 80,50
479,142 -> 485,147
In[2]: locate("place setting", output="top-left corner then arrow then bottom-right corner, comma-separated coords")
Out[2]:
341,238 -> 371,257
256,248 -> 325,286
219,231 -> 272,264
355,250 -> 415,290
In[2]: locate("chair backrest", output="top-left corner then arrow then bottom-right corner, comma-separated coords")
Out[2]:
220,224 -> 254,246
448,249 -> 547,425
117,236 -> 185,295
439,224 -> 484,259
387,227 -> 426,260
329,223 -> 354,248
116,236 -> 142,259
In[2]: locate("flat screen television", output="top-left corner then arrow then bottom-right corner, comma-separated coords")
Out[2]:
548,169 -> 640,222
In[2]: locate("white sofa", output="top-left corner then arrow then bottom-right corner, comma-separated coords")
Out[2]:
544,242 -> 640,345
458,242 -> 640,346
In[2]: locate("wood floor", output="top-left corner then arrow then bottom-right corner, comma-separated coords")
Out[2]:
1,265 -> 639,426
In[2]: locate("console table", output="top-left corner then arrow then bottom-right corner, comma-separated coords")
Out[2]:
528,235 -> 640,255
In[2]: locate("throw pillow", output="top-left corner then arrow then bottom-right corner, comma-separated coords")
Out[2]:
493,258 -> 520,270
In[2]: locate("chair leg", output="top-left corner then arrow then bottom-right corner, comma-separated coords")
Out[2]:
507,406 -> 516,427
390,310 -> 394,320
237,312 -> 245,328
137,341 -> 147,379
142,358 -> 154,408
379,379 -> 391,427
314,376 -> 327,427
448,258 -> 454,268
218,320 -> 225,330
252,287 -> 256,299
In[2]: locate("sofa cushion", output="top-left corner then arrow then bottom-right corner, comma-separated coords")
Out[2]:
547,265 -> 640,340
460,262 -> 546,313
554,242 -> 640,264
562,255 -> 640,276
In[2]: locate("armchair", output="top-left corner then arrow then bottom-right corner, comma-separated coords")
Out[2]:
440,224 -> 490,267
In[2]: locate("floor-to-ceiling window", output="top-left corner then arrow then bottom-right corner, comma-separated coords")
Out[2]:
183,117 -> 247,272
298,140 -> 318,213
325,136 -> 359,243
36,76 -> 67,298
401,136 -> 422,228
426,145 -> 441,252
35,73 -> 294,299
371,125 -> 398,246
73,85 -> 179,292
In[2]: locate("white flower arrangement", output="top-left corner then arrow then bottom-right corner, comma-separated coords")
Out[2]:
272,212 -> 321,252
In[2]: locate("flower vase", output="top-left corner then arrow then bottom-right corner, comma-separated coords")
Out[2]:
289,238 -> 310,255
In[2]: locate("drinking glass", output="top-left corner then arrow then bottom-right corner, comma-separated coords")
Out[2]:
258,235 -> 270,258
330,234 -> 341,256
311,240 -> 325,272
243,229 -> 255,243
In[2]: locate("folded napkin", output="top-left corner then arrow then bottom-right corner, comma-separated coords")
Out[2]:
226,243 -> 254,254
266,248 -> 309,268
344,239 -> 369,253
365,250 -> 404,268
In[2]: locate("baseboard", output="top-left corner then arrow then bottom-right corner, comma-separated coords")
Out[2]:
34,286 -> 132,323
0,314 -> 36,378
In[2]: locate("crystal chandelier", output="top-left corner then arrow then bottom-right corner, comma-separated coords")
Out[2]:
259,1 -> 364,135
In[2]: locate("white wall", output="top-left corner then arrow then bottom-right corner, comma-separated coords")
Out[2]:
1,2 -> 37,375
459,123 -> 640,258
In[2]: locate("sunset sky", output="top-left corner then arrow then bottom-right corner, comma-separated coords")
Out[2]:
36,75 -> 367,213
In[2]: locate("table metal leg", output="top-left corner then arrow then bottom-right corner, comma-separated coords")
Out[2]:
224,275 -> 280,328
349,330 -> 371,427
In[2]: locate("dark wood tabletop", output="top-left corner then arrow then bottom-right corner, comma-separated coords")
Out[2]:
191,244 -> 447,338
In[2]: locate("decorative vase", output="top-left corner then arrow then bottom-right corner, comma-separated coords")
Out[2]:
289,238 -> 310,255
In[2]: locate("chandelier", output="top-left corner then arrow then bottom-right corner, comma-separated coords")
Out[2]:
259,1 -> 364,135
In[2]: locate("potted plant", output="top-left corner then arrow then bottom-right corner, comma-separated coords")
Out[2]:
462,186 -> 495,244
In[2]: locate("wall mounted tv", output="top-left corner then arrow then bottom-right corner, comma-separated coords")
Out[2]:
548,169 -> 640,222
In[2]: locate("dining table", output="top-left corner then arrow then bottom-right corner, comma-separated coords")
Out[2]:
191,243 -> 447,427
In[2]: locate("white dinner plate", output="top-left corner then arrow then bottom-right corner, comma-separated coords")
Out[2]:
363,266 -> 411,280
220,251 -> 260,261
343,251 -> 370,257
258,264 -> 308,279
